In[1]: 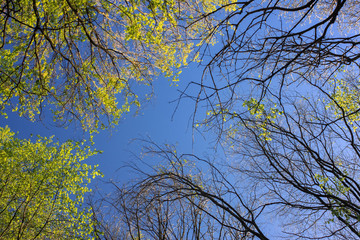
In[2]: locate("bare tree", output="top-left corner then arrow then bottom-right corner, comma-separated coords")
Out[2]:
92,98 -> 360,239
90,142 -> 273,239
211,74 -> 360,239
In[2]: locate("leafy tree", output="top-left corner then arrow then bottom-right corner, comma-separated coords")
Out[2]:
0,126 -> 102,239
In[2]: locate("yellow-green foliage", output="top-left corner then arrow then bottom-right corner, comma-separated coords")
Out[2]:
315,173 -> 351,221
200,0 -> 239,13
0,126 -> 101,239
327,78 -> 360,130
198,98 -> 282,143
242,98 -> 282,141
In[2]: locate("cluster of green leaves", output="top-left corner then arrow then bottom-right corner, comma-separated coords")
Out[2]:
315,173 -> 350,196
314,173 -> 352,222
196,98 -> 282,145
233,98 -> 282,141
0,126 -> 102,239
327,78 -> 360,131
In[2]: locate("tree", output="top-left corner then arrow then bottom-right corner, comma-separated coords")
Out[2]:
190,0 -> 360,238
0,126 -> 102,239
90,142 -> 261,240
91,0 -> 360,239
212,73 -> 360,239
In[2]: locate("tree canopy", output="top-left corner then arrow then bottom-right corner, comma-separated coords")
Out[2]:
0,126 -> 101,239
